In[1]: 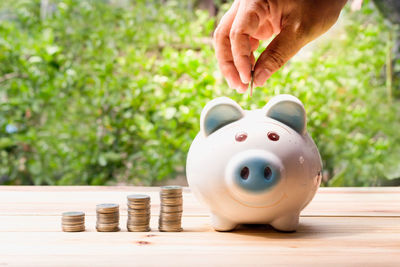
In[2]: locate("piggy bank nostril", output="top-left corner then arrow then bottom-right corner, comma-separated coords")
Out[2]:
240,167 -> 249,180
264,167 -> 272,180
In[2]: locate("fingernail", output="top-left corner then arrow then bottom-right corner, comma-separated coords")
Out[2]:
226,79 -> 235,89
254,69 -> 271,87
239,72 -> 250,84
236,88 -> 246,94
236,85 -> 247,94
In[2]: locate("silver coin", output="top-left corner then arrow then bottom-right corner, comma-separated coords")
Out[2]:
96,203 -> 119,213
127,194 -> 150,200
161,185 -> 182,192
62,211 -> 85,217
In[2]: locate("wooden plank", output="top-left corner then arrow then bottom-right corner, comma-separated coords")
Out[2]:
0,187 -> 399,217
0,218 -> 399,267
0,253 -> 398,267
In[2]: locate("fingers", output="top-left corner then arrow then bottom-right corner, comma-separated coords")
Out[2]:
214,1 -> 247,92
230,0 -> 269,84
249,36 -> 259,53
253,26 -> 307,87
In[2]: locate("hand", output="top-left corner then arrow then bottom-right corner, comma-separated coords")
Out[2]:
213,0 -> 347,93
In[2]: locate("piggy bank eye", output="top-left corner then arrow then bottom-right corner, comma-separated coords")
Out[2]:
267,131 -> 279,141
235,132 -> 247,142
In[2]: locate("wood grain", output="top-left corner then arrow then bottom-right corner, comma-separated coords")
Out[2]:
0,186 -> 399,266
0,187 -> 399,217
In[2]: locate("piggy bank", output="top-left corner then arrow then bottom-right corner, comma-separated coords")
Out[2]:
186,94 -> 322,232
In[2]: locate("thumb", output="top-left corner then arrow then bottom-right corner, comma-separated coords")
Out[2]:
253,26 -> 308,87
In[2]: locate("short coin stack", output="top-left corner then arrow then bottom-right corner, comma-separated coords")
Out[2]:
61,211 -> 85,232
159,186 -> 183,232
96,203 -> 120,232
127,194 -> 151,232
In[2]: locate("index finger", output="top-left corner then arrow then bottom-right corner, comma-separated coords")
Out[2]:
213,1 -> 248,92
230,0 -> 269,84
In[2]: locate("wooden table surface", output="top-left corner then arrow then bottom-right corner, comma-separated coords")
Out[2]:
0,186 -> 399,266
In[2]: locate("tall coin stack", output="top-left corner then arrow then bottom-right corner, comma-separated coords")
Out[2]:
61,211 -> 85,232
127,194 -> 151,232
159,186 -> 183,232
96,203 -> 120,232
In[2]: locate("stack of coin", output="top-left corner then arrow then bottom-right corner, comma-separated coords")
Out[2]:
159,186 -> 183,232
96,203 -> 120,232
61,211 -> 85,232
127,194 -> 151,232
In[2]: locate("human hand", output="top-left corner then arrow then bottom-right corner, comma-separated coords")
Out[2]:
213,0 -> 347,93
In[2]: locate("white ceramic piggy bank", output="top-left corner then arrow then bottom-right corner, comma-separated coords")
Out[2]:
186,94 -> 322,232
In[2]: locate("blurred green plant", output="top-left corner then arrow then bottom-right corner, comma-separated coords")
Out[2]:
0,0 -> 399,186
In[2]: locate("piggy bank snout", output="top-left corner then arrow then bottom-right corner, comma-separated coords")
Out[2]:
227,151 -> 281,194
235,157 -> 280,192
225,150 -> 284,203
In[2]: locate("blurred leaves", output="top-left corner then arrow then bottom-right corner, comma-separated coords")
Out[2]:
0,0 -> 399,186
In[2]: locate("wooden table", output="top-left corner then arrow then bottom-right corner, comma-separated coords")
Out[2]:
0,186 -> 399,266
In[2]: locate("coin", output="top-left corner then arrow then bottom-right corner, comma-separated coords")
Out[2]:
62,215 -> 85,220
249,70 -> 254,96
160,185 -> 182,194
159,226 -> 182,231
62,211 -> 85,217
61,211 -> 85,232
96,203 -> 120,232
62,219 -> 85,225
96,217 -> 119,224
159,212 -> 182,219
127,218 -> 150,224
160,197 -> 183,206
160,205 -> 182,213
96,222 -> 120,228
96,226 -> 120,232
127,194 -> 150,202
96,203 -> 119,213
127,225 -> 151,232
127,222 -> 150,227
127,194 -> 151,232
62,225 -> 85,232
127,209 -> 150,215
127,203 -> 150,210
158,186 -> 183,232
158,224 -> 183,232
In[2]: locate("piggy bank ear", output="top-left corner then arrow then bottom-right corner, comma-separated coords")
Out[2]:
200,97 -> 244,137
263,94 -> 306,135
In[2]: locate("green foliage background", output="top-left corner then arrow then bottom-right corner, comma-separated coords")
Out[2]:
1,0 -> 399,186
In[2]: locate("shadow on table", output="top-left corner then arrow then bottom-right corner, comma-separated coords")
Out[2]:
225,221 -> 376,240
